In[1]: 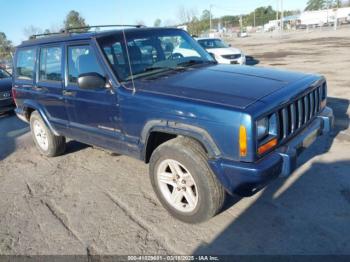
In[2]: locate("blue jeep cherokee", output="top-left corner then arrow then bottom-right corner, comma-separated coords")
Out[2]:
13,26 -> 334,223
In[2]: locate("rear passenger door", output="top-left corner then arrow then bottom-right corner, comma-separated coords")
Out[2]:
64,42 -> 120,149
37,45 -> 68,131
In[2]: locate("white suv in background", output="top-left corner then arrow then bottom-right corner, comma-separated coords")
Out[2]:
196,38 -> 246,65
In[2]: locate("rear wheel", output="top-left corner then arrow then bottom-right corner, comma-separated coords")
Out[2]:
149,137 -> 225,223
30,111 -> 66,157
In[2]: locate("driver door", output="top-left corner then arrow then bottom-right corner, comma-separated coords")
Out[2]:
64,42 -> 121,149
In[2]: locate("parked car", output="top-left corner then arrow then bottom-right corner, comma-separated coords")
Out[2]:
196,37 -> 246,65
237,31 -> 248,38
0,68 -> 15,114
13,26 -> 334,223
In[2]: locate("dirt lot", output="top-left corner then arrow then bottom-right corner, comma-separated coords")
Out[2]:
0,27 -> 350,256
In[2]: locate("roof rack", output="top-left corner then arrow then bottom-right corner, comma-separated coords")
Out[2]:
29,24 -> 145,40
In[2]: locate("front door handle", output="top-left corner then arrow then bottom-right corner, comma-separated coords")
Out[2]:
63,90 -> 76,96
33,86 -> 45,92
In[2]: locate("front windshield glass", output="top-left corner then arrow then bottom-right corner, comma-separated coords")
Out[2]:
98,29 -> 215,81
0,69 -> 11,79
197,39 -> 229,49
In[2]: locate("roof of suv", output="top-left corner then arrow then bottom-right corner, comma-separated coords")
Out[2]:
17,27 -> 183,48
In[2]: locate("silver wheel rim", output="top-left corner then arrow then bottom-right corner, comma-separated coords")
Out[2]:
33,120 -> 49,151
157,159 -> 198,213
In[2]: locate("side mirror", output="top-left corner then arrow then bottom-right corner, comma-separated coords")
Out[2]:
228,44 -> 232,47
78,73 -> 106,90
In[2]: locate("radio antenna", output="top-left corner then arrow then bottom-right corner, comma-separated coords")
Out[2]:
122,29 -> 136,94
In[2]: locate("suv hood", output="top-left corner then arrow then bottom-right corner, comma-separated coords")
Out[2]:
0,78 -> 12,92
134,64 -> 309,109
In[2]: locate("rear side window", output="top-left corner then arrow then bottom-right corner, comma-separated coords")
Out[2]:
39,47 -> 62,82
16,48 -> 36,80
68,45 -> 104,84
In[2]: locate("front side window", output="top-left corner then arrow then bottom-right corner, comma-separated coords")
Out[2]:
16,48 -> 36,80
39,46 -> 62,82
98,29 -> 215,82
68,45 -> 104,84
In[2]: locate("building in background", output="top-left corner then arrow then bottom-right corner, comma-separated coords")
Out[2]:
300,7 -> 350,26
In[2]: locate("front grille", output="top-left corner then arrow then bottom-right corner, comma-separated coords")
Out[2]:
278,84 -> 324,141
222,54 -> 241,60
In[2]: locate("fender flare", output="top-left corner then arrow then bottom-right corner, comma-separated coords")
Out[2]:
141,120 -> 221,160
22,100 -> 60,136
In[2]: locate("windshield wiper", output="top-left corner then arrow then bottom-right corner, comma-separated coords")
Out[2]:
176,60 -> 217,68
124,66 -> 181,81
143,66 -> 173,72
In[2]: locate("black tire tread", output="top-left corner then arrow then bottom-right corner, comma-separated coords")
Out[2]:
173,137 -> 225,217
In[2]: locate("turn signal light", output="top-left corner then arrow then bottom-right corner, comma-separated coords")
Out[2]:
258,138 -> 277,155
239,125 -> 247,157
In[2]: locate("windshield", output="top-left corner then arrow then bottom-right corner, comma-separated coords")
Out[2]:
197,39 -> 229,49
0,68 -> 11,79
97,29 -> 215,81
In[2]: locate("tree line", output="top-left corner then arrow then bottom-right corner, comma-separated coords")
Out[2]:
153,6 -> 300,36
152,1 -> 350,35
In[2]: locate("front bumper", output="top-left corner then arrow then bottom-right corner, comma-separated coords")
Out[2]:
218,55 -> 246,65
209,106 -> 334,196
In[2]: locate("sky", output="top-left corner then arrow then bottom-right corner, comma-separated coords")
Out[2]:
1,0 -> 308,45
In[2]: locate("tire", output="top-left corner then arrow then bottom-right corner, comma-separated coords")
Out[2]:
149,137 -> 225,223
30,111 -> 66,157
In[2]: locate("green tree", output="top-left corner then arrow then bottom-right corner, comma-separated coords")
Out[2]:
153,18 -> 162,27
0,32 -> 14,60
64,10 -> 88,31
305,0 -> 327,10
200,9 -> 211,21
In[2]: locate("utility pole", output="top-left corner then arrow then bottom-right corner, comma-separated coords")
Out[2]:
276,0 -> 279,30
254,10 -> 256,28
209,4 -> 213,32
334,0 -> 339,30
239,15 -> 243,35
281,0 -> 284,31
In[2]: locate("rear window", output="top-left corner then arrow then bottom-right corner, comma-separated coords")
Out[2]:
16,48 -> 36,80
39,46 -> 62,82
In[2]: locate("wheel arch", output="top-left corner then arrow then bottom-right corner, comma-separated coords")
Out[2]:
22,100 -> 60,136
141,120 -> 220,163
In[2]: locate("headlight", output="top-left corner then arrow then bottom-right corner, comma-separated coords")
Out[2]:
257,117 -> 268,139
257,113 -> 278,139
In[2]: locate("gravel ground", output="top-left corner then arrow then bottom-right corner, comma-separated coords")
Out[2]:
0,27 -> 349,256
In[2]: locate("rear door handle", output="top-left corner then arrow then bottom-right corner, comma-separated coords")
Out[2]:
63,90 -> 76,96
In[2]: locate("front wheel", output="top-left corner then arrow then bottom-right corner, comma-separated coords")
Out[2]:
30,111 -> 66,157
149,137 -> 225,223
